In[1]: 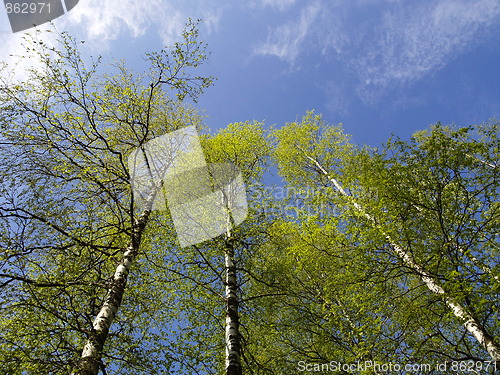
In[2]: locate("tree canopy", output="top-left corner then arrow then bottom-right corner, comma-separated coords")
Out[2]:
0,25 -> 498,375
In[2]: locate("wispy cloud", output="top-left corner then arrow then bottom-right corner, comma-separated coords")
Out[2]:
64,0 -> 222,46
254,2 -> 322,63
0,0 -> 225,79
259,0 -> 297,11
0,0 -> 169,82
65,0 -> 167,41
0,0 -> 223,81
358,0 -> 500,88
255,0 -> 500,103
0,29 -> 60,83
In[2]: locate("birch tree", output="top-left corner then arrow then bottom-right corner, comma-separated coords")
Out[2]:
0,22 -> 215,374
249,112 -> 499,372
203,121 -> 271,375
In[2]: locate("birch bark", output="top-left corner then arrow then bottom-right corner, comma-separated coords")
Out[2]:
299,148 -> 500,363
224,234 -> 242,375
70,203 -> 152,375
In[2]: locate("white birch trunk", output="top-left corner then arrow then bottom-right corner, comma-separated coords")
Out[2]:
300,149 -> 500,362
225,234 -> 242,375
219,174 -> 243,375
70,205 -> 152,375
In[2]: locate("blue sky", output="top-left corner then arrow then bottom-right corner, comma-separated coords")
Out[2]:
0,2 -> 498,371
1,0 -> 500,146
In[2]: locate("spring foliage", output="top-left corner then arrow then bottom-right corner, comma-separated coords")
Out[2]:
0,25 -> 498,375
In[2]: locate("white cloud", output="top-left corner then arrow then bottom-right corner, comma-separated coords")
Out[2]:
63,0 -> 202,46
255,0 -> 500,103
358,0 -> 500,88
65,0 -> 164,40
0,0 -> 153,83
0,0 -> 224,56
0,0 -> 224,81
254,1 -> 322,63
0,29 -> 61,83
259,0 -> 297,11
